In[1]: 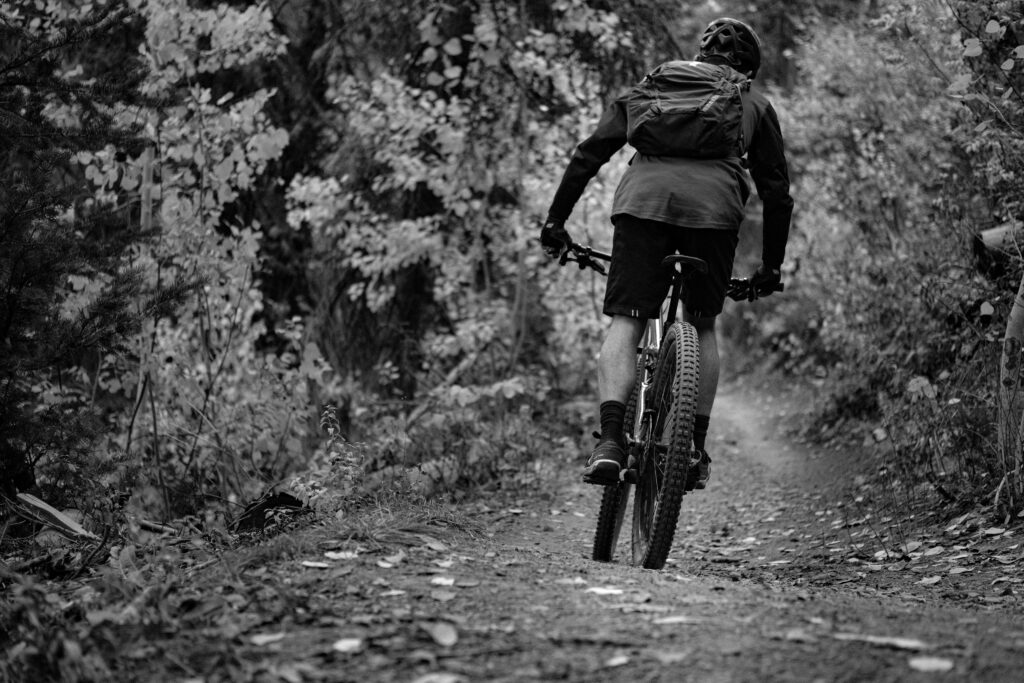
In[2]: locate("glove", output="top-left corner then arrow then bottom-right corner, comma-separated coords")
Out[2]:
750,264 -> 782,297
539,218 -> 573,259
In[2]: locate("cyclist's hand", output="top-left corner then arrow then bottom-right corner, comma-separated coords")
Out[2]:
539,218 -> 572,259
750,264 -> 782,297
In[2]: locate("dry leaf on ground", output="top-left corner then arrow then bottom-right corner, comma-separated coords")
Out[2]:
420,621 -> 459,647
332,638 -> 363,654
909,656 -> 954,672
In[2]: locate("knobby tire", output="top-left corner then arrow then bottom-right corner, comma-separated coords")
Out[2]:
631,322 -> 699,570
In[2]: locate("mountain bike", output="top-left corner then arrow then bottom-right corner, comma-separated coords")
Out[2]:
560,242 -> 782,570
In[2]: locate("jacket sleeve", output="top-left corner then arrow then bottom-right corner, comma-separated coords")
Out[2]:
746,102 -> 794,270
546,98 -> 628,222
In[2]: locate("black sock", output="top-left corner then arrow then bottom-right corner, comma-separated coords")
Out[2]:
599,401 -> 627,446
693,414 -> 710,451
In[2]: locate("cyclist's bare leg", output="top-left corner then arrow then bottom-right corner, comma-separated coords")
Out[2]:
598,315 -> 646,403
684,312 -> 719,416
585,315 -> 645,483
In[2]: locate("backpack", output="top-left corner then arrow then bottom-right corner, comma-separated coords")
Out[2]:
624,60 -> 750,159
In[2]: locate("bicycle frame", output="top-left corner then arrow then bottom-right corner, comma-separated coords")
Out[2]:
629,320 -> 660,458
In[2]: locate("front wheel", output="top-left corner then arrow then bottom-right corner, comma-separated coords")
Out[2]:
631,322 -> 699,570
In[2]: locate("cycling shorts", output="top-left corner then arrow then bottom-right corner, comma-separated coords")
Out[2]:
603,215 -> 739,320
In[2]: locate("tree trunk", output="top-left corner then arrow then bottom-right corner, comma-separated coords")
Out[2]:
997,271 -> 1024,512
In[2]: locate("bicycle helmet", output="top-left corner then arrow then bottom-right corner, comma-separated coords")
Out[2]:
698,17 -> 762,78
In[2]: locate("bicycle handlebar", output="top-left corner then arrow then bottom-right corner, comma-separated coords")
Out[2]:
559,242 -> 611,275
724,278 -> 785,302
562,242 -> 784,302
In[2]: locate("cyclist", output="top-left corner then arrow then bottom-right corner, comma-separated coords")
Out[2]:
540,17 -> 794,488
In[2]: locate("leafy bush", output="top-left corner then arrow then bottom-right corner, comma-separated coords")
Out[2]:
736,0 -> 1023,513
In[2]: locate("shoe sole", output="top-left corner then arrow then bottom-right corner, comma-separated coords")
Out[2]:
582,460 -> 622,486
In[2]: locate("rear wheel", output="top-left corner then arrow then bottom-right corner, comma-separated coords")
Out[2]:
631,322 -> 699,569
591,351 -> 648,561
592,481 -> 630,562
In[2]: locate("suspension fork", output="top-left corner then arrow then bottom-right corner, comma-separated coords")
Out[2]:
631,318 -> 662,439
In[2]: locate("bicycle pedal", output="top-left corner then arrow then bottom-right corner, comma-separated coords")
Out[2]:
621,468 -> 638,484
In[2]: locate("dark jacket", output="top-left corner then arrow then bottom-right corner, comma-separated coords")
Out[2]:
547,67 -> 794,269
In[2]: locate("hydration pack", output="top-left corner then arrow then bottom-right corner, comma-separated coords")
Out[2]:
624,60 -> 750,159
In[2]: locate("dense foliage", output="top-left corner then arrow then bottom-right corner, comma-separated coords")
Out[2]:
0,5 -> 194,515
2,0 -> 1024,540
748,0 -> 1024,515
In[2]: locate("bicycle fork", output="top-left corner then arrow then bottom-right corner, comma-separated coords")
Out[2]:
623,319 -> 662,484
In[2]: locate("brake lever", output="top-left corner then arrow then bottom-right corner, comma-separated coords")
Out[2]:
579,255 -> 606,275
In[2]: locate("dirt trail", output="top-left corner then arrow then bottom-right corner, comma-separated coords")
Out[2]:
152,384 -> 1024,682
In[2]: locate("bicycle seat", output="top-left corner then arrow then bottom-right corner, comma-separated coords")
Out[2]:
661,255 -> 708,275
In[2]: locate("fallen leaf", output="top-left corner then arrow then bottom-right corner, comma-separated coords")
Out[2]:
377,560 -> 395,569
418,535 -> 448,552
301,561 -> 330,569
332,638 -> 363,654
383,550 -> 406,565
586,587 -> 624,596
922,546 -> 945,557
324,550 -> 359,560
918,576 -> 942,586
833,633 -> 930,651
909,656 -> 954,673
430,590 -> 457,602
984,527 -> 1006,536
653,615 -> 705,625
420,621 -> 459,647
380,589 -> 407,597
605,655 -> 630,667
782,628 -> 817,643
431,576 -> 455,586
555,577 -> 587,585
250,632 -> 285,646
